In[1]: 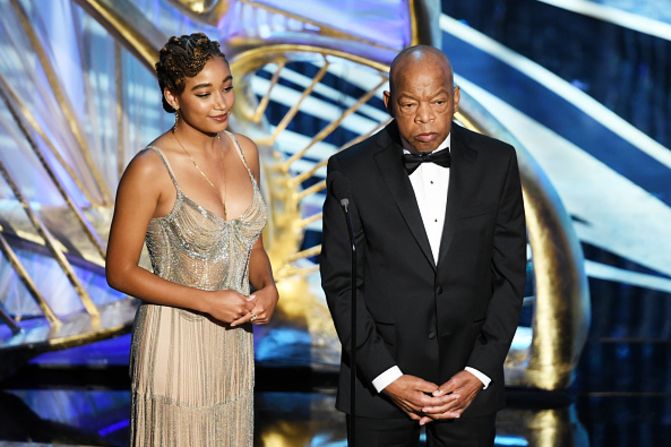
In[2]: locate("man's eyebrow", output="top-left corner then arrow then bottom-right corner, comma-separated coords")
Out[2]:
397,93 -> 418,100
397,88 -> 450,99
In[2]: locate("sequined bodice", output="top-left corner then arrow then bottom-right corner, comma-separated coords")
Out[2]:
144,132 -> 267,296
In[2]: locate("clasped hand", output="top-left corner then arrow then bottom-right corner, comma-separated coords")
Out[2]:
383,371 -> 483,425
201,286 -> 278,326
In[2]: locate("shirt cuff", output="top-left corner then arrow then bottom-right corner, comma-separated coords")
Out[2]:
465,367 -> 491,389
372,365 -> 403,393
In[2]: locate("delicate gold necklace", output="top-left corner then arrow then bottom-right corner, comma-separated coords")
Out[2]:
172,128 -> 227,219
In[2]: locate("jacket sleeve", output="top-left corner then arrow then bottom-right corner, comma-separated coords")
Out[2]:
467,149 -> 527,380
320,156 -> 397,383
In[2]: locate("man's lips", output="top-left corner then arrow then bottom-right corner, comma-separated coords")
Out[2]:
415,133 -> 437,143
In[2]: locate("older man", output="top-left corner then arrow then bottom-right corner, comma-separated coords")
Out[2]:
320,45 -> 526,446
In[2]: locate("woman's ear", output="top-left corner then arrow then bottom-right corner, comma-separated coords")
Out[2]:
164,88 -> 179,111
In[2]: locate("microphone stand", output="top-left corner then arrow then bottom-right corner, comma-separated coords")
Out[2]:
340,198 -> 357,445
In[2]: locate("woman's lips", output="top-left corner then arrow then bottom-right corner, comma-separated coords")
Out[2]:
210,113 -> 228,122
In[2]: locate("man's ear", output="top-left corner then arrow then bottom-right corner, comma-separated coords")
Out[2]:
383,90 -> 394,117
453,85 -> 460,113
164,88 -> 180,111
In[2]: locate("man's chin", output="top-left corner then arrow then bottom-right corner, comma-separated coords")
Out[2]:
411,142 -> 440,153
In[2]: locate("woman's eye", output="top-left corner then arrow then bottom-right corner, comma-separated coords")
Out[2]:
196,93 -> 210,98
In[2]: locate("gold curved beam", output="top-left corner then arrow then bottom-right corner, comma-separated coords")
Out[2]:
231,45 -> 389,82
0,75 -> 106,259
409,0 -> 420,45
238,0 -> 398,51
0,158 -> 100,319
457,101 -> 589,390
0,73 -> 97,207
522,171 -> 589,389
270,58 -> 330,144
72,0 -> 165,72
0,232 -> 61,327
115,41 -> 126,178
253,60 -> 287,123
11,0 -> 112,206
166,0 -> 232,26
0,303 -> 20,334
409,0 -> 443,47
283,77 -> 387,170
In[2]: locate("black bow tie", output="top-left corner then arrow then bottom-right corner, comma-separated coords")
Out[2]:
402,148 -> 451,174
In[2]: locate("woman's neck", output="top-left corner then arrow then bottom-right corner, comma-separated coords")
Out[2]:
172,122 -> 221,155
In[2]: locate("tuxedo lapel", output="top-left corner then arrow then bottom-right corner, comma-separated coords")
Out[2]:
437,124 -> 478,266
373,123 -> 436,270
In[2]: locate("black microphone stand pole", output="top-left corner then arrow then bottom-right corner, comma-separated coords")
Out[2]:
340,198 -> 357,446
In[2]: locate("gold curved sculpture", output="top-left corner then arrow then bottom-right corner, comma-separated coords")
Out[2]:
228,44 -> 590,388
0,0 -> 589,391
456,100 -> 590,389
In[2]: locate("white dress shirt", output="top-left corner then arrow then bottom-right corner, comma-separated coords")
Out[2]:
371,133 -> 491,393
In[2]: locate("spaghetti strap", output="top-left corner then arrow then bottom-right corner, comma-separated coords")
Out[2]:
223,131 -> 256,183
146,145 -> 180,189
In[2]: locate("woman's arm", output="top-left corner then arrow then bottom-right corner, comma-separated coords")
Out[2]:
235,134 -> 278,325
105,149 -> 256,325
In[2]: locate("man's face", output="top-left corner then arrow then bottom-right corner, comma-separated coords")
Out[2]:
384,59 -> 460,153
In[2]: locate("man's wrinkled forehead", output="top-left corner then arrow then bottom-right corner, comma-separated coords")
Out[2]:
389,47 -> 453,91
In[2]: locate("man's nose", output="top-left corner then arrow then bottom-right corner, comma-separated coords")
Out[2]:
415,102 -> 434,123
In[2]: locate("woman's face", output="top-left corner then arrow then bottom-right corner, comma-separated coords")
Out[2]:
167,56 -> 234,134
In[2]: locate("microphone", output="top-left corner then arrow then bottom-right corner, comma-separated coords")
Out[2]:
340,198 -> 356,252
338,191 -> 358,443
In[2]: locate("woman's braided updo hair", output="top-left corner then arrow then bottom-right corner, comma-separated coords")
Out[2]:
155,33 -> 226,113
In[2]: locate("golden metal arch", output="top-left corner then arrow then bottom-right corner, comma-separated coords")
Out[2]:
230,44 -> 590,390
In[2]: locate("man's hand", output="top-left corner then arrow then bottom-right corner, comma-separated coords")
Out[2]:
383,375 -> 460,423
421,370 -> 483,421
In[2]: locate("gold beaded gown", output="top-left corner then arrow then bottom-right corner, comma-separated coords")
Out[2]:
129,132 -> 267,446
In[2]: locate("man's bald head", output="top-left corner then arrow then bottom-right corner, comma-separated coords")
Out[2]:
383,45 -> 460,153
389,45 -> 454,95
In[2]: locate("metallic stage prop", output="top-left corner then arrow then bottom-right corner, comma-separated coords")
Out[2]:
0,0 -> 589,393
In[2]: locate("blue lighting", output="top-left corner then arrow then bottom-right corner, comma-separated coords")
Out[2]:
98,418 -> 130,436
495,435 -> 529,446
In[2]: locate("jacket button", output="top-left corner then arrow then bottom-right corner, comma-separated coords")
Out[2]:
435,286 -> 443,294
428,330 -> 436,339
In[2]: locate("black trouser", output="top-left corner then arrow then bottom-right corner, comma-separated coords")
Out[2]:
346,413 -> 496,447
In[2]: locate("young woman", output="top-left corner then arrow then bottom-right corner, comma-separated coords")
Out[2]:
106,33 -> 278,446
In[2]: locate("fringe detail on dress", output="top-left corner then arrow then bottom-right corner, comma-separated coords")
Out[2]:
130,390 -> 254,446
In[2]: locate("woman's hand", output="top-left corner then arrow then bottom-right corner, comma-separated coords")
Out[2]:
243,285 -> 278,325
201,289 -> 257,326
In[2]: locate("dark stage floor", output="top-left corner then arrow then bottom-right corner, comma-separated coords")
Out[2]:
0,385 -> 668,446
0,360 -> 668,446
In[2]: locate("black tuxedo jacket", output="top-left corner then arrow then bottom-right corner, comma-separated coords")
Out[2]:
320,121 -> 526,419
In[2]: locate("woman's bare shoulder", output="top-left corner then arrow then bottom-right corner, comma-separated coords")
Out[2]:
124,133 -> 176,177
124,147 -> 165,179
232,133 -> 257,155
231,133 -> 260,178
